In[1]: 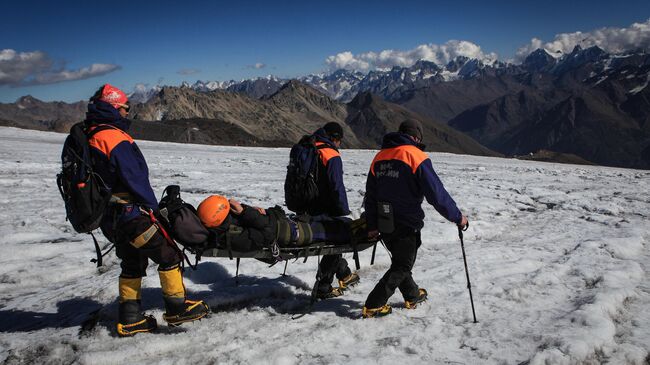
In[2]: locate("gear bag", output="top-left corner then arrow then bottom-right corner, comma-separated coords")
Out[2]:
377,201 -> 395,234
284,135 -> 325,213
158,185 -> 209,251
57,122 -> 113,233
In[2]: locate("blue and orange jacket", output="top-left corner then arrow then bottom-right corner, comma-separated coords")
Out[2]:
309,128 -> 350,217
365,132 -> 462,230
84,100 -> 158,224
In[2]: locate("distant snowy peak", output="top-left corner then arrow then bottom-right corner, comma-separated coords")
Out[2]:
129,85 -> 162,104
299,69 -> 365,100
308,55 -> 509,101
552,45 -> 609,74
192,80 -> 237,92
226,76 -> 286,99
523,49 -> 558,72
543,45 -> 650,94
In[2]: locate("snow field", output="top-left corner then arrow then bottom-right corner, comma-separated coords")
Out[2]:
0,127 -> 648,364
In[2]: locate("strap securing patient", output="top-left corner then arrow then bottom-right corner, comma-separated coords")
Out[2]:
226,224 -> 244,260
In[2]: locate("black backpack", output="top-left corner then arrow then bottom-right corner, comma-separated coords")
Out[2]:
56,122 -> 113,234
158,185 -> 210,269
158,185 -> 210,251
284,135 -> 325,213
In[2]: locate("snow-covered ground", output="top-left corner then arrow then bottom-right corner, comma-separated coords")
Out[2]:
0,126 -> 648,365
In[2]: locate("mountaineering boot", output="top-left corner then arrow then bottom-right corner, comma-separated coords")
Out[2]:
338,272 -> 360,291
404,288 -> 428,309
162,298 -> 210,326
159,265 -> 209,326
362,304 -> 392,318
116,277 -> 157,337
316,286 -> 343,299
117,301 -> 158,337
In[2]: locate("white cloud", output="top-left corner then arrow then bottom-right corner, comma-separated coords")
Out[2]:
515,18 -> 650,62
246,62 -> 267,69
0,49 -> 120,87
0,49 -> 51,85
325,40 -> 498,71
29,64 -> 120,85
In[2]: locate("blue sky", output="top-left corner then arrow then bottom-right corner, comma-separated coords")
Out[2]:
1,0 -> 649,103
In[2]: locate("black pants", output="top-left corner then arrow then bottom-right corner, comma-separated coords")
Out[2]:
365,226 -> 421,308
317,254 -> 352,292
306,214 -> 352,292
115,215 -> 182,278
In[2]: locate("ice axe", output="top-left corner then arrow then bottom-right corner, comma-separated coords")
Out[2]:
458,222 -> 478,323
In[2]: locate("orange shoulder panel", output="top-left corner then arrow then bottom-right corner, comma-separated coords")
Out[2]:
370,145 -> 428,175
88,128 -> 134,159
316,144 -> 340,166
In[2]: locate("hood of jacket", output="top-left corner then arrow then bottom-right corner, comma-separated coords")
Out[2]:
380,132 -> 426,150
313,128 -> 338,150
84,100 -> 131,131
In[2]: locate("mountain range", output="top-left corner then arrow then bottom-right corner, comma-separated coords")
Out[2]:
1,46 -> 649,168
128,79 -> 495,156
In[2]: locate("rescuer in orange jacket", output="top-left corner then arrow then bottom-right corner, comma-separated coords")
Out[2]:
361,119 -> 469,318
86,84 -> 209,336
304,123 -> 360,298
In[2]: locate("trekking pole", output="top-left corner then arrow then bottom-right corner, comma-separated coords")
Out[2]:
458,224 -> 478,323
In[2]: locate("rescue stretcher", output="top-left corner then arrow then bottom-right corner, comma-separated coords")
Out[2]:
201,240 -> 377,260
200,240 -> 380,282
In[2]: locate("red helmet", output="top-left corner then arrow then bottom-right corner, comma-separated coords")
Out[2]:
98,84 -> 128,109
197,195 -> 230,228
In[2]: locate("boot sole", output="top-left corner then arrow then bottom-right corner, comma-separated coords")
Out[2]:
116,316 -> 158,337
165,311 -> 210,327
117,327 -> 156,337
362,305 -> 392,318
338,276 -> 360,291
405,298 -> 428,309
362,310 -> 392,319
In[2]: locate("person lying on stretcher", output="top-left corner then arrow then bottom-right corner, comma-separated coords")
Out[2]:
196,195 -> 368,252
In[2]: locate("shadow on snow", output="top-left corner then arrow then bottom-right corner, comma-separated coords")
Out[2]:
0,260 -> 362,335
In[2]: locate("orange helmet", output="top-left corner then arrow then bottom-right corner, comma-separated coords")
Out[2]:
197,195 -> 230,228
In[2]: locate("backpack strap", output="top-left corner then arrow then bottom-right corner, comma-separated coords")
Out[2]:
352,244 -> 360,271
86,123 -> 118,138
89,232 -> 103,267
158,185 -> 183,222
314,141 -> 334,151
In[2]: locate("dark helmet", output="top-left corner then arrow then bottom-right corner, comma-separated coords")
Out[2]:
398,119 -> 423,142
323,122 -> 344,140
